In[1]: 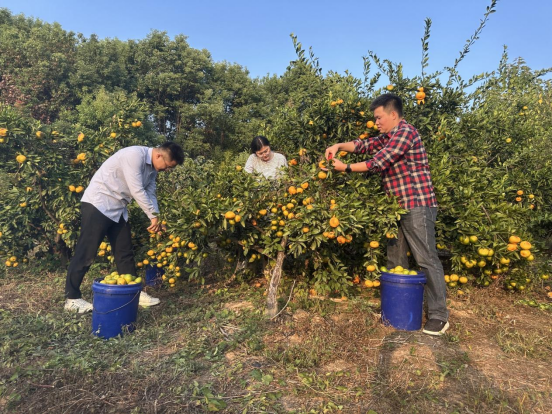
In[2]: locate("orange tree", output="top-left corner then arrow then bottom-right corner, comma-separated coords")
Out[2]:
2,6 -> 552,313
134,153 -> 404,316
144,21 -> 552,310
0,91 -> 158,268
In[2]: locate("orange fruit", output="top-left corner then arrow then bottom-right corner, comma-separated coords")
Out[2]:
302,227 -> 309,233
224,211 -> 235,220
16,154 -> 26,163
516,190 -> 523,196
288,186 -> 297,195
318,160 -> 327,169
364,280 -> 374,288
416,91 -> 426,100
366,264 -> 376,272
369,241 -> 379,249
289,159 -> 298,166
366,121 -> 374,129
519,249 -> 531,258
477,248 -> 489,257
318,171 -> 327,180
519,241 -> 531,250
329,216 -> 339,228
301,182 -> 309,190
509,235 -> 521,244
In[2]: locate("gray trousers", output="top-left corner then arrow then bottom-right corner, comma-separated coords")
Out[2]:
387,206 -> 449,322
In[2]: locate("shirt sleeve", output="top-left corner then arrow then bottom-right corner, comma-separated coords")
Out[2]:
121,152 -> 159,219
144,175 -> 159,218
353,136 -> 386,156
244,154 -> 255,173
365,127 -> 414,172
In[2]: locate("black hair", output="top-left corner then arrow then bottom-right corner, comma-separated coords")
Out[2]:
250,135 -> 270,154
159,141 -> 184,165
369,94 -> 403,118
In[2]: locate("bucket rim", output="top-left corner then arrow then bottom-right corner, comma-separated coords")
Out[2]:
380,271 -> 426,284
92,278 -> 143,293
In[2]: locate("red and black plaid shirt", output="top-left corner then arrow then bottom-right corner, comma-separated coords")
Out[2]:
353,119 -> 437,209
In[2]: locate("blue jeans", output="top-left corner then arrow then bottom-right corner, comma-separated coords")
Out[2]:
387,206 -> 448,322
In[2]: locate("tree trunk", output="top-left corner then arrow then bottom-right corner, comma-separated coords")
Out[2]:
266,236 -> 287,318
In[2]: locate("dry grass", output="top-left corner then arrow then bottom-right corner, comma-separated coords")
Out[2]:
0,269 -> 551,413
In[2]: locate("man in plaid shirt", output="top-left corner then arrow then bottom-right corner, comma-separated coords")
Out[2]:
325,94 -> 449,336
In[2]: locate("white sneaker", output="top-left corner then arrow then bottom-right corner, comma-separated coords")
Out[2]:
64,298 -> 93,313
139,291 -> 160,307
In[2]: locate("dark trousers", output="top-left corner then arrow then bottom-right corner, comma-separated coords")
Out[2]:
387,206 -> 449,322
65,202 -> 136,299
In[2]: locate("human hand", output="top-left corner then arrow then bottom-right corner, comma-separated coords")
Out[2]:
331,159 -> 346,171
147,217 -> 165,233
325,144 -> 340,161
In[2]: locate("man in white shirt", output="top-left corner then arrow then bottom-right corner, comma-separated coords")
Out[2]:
64,142 -> 184,313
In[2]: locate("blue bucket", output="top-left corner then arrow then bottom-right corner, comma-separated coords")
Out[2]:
145,265 -> 164,287
380,271 -> 426,331
91,279 -> 142,339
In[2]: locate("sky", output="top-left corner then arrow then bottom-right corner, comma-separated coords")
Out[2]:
2,0 -> 551,83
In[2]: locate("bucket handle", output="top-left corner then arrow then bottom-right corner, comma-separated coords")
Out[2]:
93,290 -> 141,315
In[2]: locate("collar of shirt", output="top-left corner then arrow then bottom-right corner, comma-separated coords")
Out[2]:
147,147 -> 153,166
385,119 -> 408,138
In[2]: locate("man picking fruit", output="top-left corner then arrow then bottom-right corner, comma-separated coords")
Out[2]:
64,142 -> 184,313
325,94 -> 449,335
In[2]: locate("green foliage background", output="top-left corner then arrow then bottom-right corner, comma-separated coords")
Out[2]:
1,3 -> 551,294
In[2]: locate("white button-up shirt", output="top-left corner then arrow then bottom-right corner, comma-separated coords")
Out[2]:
81,146 -> 159,222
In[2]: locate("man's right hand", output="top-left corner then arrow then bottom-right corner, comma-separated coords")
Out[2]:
147,217 -> 165,233
325,144 -> 341,161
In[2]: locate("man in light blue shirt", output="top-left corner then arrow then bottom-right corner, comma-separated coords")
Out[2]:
64,142 -> 184,313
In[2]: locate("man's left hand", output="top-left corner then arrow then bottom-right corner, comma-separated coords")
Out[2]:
331,159 -> 346,171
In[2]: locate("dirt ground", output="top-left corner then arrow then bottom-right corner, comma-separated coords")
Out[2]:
0,272 -> 551,413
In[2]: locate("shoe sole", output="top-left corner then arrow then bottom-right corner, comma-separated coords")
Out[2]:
139,301 -> 160,307
422,321 -> 450,336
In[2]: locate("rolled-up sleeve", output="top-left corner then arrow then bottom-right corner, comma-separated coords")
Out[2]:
353,130 -> 413,173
